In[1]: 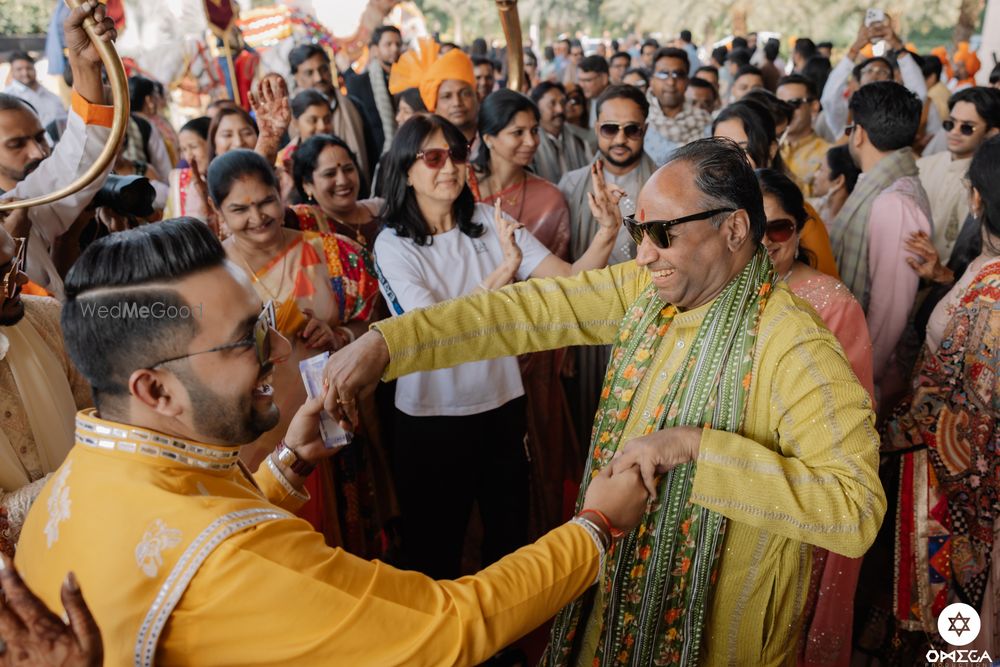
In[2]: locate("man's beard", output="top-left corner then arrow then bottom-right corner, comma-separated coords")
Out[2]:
602,145 -> 643,169
177,366 -> 279,445
0,159 -> 42,185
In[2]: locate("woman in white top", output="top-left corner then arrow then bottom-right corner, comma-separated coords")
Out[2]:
374,112 -> 623,579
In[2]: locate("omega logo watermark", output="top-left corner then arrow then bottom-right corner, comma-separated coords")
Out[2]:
925,602 -> 993,664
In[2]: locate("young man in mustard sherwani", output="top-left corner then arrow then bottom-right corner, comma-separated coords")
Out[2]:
15,217 -> 651,665
324,138 -> 887,666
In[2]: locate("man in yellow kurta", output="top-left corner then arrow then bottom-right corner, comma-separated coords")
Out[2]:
323,138 -> 886,665
14,218 -> 650,665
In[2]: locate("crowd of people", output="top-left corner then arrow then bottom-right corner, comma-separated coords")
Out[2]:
0,1 -> 998,664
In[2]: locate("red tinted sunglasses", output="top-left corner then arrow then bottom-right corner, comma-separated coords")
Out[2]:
764,218 -> 796,243
415,145 -> 470,169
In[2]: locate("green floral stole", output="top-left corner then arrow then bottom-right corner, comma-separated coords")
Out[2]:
544,247 -> 775,666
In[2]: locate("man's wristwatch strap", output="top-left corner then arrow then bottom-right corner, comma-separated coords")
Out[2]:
276,440 -> 316,477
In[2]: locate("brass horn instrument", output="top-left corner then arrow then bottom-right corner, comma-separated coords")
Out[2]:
0,0 -> 130,212
496,0 -> 524,93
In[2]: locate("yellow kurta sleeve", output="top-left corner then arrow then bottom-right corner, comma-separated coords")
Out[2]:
165,520 -> 600,666
689,299 -> 885,558
251,458 -> 309,514
374,262 -> 649,381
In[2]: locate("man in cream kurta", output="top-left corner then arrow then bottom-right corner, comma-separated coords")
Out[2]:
16,217 -> 649,666
323,138 -> 885,665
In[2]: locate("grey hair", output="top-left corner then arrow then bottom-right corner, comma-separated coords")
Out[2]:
666,137 -> 766,243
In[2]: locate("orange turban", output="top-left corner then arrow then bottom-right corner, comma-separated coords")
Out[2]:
931,46 -> 953,80
388,38 -> 475,112
954,42 -> 981,78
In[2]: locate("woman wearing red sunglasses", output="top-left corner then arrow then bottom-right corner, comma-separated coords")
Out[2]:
756,168 -> 873,667
374,112 -> 623,580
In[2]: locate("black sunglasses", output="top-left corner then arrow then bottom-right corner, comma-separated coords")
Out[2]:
624,208 -> 735,248
598,122 -> 644,140
943,119 -> 978,136
783,97 -> 815,109
151,301 -> 277,368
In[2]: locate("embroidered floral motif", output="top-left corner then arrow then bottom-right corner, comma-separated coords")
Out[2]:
135,519 -> 183,578
44,462 -> 71,548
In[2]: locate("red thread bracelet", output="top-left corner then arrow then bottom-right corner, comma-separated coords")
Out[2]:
579,509 -> 625,539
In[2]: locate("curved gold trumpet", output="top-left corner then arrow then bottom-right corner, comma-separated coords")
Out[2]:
0,0 -> 130,212
496,0 -> 524,93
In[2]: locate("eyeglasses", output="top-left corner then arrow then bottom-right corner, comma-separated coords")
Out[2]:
844,123 -> 856,137
861,66 -> 892,79
2,237 -> 26,300
783,97 -> 815,109
943,119 -> 979,136
623,208 -> 735,248
764,218 -> 796,243
415,145 -> 470,169
598,122 -> 645,140
151,301 -> 277,368
653,69 -> 688,81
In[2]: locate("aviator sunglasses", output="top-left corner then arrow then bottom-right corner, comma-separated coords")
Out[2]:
764,218 -> 796,243
623,208 -> 735,248
598,122 -> 645,140
414,144 -> 470,169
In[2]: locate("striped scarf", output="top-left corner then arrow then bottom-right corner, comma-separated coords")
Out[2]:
543,248 -> 775,666
368,60 -> 396,154
828,147 -> 918,309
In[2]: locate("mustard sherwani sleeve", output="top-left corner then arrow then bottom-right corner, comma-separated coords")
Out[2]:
374,262 -> 649,380
689,295 -> 886,558
163,520 -> 600,666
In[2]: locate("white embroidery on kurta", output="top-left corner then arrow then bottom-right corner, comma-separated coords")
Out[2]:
135,519 -> 182,578
44,462 -> 72,548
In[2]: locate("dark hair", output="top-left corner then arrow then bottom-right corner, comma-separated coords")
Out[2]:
991,62 -> 1000,85
680,30 -> 693,43
610,51 -> 631,66
594,83 -> 650,119
524,48 -> 538,67
755,167 -> 814,265
208,107 -> 259,160
471,37 -> 488,57
726,48 -> 752,68
206,149 -> 278,206
711,45 -> 729,65
580,55 -> 610,75
849,80 -> 922,151
529,81 -> 566,104
713,99 -> 786,173
949,86 -> 1000,129
731,36 -> 749,51
641,38 -> 660,52
128,76 -> 156,113
802,56 -> 832,95
688,77 -> 718,100
742,89 -> 794,129
293,134 -> 359,201
777,73 -> 818,99
763,38 -> 780,62
289,44 -> 328,74
825,144 -> 861,194
370,25 -> 401,47
653,46 -> 689,71
471,55 -> 496,71
61,218 -> 226,409
921,53 -> 944,81
473,89 -> 539,175
394,87 -> 427,113
380,114 -> 481,246
969,135 -> 1000,253
856,56 -> 894,83
817,41 -> 833,50
793,38 -> 817,60
291,89 -> 331,119
8,51 -> 33,65
736,64 -> 763,81
695,65 -> 719,79
179,116 -> 211,140
0,93 -> 33,115
668,137 -> 766,244
623,68 -> 650,87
